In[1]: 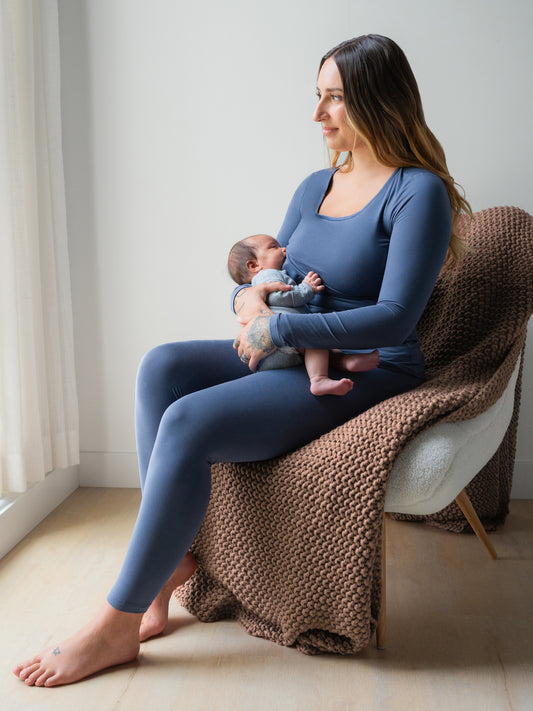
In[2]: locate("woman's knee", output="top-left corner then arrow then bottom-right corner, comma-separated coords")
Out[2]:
157,392 -> 231,463
136,342 -> 200,402
137,340 -> 240,401
138,343 -> 177,384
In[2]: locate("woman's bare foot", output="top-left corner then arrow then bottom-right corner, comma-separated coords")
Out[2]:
332,349 -> 380,373
139,552 -> 197,642
12,602 -> 141,687
310,375 -> 354,396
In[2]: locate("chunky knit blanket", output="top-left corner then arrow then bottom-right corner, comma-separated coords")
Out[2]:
176,206 -> 533,655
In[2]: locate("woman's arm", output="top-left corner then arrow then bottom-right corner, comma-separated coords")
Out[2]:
233,313 -> 276,372
233,268 -> 322,371
233,282 -> 291,326
270,174 -> 452,351
275,175 -> 307,247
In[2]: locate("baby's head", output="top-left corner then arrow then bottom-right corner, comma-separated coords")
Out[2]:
228,234 -> 286,284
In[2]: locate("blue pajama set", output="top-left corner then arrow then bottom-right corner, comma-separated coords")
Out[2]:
107,167 -> 452,613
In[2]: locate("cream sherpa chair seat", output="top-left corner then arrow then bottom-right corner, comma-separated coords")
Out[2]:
385,358 -> 520,520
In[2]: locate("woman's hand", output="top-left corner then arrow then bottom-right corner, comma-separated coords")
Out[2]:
234,282 -> 291,326
233,313 -> 276,372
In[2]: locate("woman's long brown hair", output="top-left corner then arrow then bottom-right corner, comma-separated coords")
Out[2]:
321,35 -> 471,268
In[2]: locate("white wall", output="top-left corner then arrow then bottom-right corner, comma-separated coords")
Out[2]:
57,0 -> 533,493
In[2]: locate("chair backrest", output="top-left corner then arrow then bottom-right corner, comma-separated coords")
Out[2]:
418,206 -> 533,379
393,206 -> 533,531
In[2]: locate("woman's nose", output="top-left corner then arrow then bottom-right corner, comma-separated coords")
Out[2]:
313,99 -> 326,122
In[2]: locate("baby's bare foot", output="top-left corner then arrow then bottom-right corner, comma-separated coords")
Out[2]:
310,376 -> 354,397
139,552 -> 197,642
13,603 -> 141,687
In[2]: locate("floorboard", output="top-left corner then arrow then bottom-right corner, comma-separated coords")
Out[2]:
1,488 -> 531,711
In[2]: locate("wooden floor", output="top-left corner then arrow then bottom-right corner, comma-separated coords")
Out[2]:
1,488 -> 532,711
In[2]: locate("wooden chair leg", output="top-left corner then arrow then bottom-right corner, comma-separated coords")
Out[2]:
376,514 -> 386,649
455,488 -> 497,559
376,492 -> 495,650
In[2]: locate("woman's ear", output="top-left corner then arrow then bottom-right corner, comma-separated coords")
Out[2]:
246,259 -> 261,275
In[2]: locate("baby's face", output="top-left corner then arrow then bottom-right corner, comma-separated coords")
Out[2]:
251,235 -> 286,271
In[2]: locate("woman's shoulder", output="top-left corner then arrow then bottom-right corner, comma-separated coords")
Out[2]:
286,168 -> 336,211
309,167 -> 336,180
388,167 -> 449,209
296,168 -> 335,191
395,166 -> 447,194
384,167 -> 451,227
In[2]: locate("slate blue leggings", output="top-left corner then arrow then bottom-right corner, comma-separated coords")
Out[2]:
107,339 -> 421,613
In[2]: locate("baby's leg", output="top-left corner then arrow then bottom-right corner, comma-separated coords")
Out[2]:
305,349 -> 354,396
330,349 -> 380,373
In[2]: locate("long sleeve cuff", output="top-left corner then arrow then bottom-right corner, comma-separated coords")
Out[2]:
269,312 -> 287,348
230,284 -> 250,314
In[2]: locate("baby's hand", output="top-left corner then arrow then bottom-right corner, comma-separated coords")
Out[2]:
303,271 -> 325,294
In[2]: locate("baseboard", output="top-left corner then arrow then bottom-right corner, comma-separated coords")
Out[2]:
1,453 -> 526,562
79,451 -> 139,487
511,460 -> 533,499
0,466 -> 79,560
78,451 -> 533,499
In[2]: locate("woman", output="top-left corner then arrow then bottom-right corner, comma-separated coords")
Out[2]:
14,34 -> 469,687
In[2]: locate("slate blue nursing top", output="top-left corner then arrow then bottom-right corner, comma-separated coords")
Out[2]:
269,167 -> 452,377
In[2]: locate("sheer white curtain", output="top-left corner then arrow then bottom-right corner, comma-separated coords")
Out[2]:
0,0 -> 79,495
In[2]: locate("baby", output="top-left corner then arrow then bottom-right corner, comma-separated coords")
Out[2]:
228,233 -> 379,396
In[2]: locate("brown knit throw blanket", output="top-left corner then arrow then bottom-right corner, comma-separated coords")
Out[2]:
176,206 -> 533,655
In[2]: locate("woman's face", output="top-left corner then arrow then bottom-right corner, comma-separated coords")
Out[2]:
313,57 -> 358,153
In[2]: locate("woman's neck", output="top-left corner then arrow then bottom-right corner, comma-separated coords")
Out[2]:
342,144 -> 393,178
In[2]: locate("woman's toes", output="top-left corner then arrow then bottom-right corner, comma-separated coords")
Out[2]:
34,671 -> 49,687
13,660 -> 32,678
37,670 -> 57,687
18,663 -> 39,681
44,674 -> 60,688
25,666 -> 45,685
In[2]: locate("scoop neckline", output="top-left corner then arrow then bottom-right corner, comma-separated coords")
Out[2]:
316,167 -> 400,221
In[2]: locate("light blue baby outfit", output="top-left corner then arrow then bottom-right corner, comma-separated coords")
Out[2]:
251,268 -> 315,370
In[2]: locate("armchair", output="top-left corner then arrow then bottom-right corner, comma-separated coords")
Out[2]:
176,206 -> 533,655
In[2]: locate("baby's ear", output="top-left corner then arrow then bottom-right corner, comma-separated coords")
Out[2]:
246,259 -> 261,275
